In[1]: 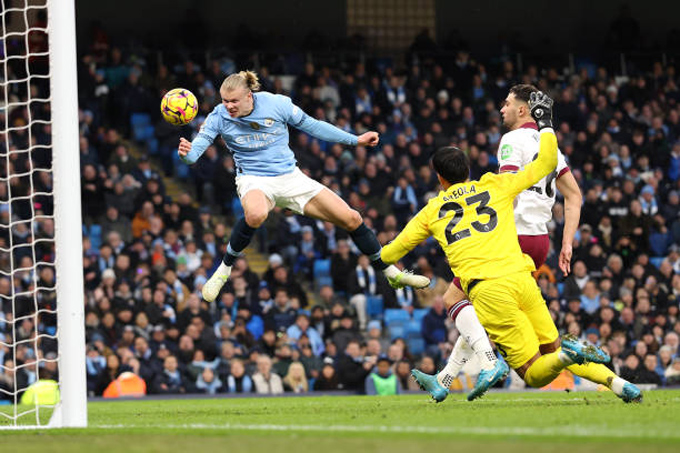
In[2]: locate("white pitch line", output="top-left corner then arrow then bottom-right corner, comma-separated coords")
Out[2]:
92,422 -> 680,440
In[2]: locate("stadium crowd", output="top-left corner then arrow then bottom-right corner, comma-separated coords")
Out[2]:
2,31 -> 680,398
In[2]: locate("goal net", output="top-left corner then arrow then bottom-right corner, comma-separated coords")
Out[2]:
0,0 -> 86,428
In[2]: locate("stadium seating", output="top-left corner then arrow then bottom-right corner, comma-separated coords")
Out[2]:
313,259 -> 331,278
130,113 -> 152,142
384,308 -> 410,327
405,320 -> 422,339
315,276 -> 333,288
313,259 -> 332,290
367,296 -> 384,320
231,197 -> 245,219
412,308 -> 429,323
650,257 -> 665,269
389,324 -> 405,340
83,224 -> 102,250
408,338 -> 425,355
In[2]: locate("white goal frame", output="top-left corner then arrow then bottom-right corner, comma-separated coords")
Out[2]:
0,0 -> 87,428
0,0 -> 85,430
47,0 -> 87,428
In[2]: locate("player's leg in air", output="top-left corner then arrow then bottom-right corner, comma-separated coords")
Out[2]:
302,187 -> 430,290
202,188 -> 271,302
203,180 -> 431,303
411,280 -> 508,402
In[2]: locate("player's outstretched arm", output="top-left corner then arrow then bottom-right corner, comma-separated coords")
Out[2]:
555,171 -> 582,275
293,112 -> 367,146
281,95 -> 378,147
505,92 -> 557,196
381,206 -> 431,265
178,136 -> 212,165
178,110 -> 220,165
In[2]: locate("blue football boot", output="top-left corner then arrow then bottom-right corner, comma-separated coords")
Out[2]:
467,359 -> 509,401
561,334 -> 610,364
619,382 -> 643,403
411,369 -> 448,403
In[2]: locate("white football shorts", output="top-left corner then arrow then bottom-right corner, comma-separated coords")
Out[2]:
235,168 -> 325,214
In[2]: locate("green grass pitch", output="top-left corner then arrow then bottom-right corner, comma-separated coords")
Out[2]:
2,390 -> 679,452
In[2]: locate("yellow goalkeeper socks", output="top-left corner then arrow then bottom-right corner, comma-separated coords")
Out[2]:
524,350 -> 568,388
567,363 -> 620,392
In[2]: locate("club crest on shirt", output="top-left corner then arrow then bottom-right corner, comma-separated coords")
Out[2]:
264,118 -> 274,127
250,122 -> 260,130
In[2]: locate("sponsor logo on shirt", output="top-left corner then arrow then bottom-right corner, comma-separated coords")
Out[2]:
500,144 -> 513,160
234,133 -> 277,148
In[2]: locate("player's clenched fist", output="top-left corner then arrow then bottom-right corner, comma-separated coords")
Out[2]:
528,91 -> 554,130
178,137 -> 192,158
357,131 -> 380,147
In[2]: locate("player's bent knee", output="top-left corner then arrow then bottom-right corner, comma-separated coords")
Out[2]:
344,210 -> 363,231
244,210 -> 268,228
514,352 -> 541,380
539,338 -> 560,355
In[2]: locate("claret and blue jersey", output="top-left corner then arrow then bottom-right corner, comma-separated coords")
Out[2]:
181,91 -> 358,176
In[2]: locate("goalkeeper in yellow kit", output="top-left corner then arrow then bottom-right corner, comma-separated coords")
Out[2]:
382,92 -> 616,397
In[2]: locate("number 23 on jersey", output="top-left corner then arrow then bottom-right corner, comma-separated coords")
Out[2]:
438,191 -> 498,245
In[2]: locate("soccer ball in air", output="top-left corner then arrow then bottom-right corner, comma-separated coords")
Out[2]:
160,88 -> 198,125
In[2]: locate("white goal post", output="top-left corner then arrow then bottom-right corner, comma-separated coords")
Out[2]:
0,0 -> 86,428
49,0 -> 87,428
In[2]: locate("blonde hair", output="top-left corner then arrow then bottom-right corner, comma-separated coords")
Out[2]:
221,70 -> 261,93
283,361 -> 308,393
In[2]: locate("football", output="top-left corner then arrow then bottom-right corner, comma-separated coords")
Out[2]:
160,88 -> 198,125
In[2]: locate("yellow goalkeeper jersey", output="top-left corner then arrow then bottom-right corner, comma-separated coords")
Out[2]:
381,131 -> 558,288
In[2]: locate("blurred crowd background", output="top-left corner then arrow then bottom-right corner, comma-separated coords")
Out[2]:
1,1 -> 680,399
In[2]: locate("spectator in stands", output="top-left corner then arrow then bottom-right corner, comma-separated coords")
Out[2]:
283,361 -> 309,393
665,357 -> 680,385
421,296 -> 447,357
294,225 -> 323,279
365,355 -> 400,396
563,260 -> 590,300
264,288 -> 298,332
330,239 -> 357,295
348,254 -> 392,330
314,361 -> 341,391
336,340 -> 374,393
638,354 -> 663,385
580,281 -> 602,315
286,313 -> 325,356
133,336 -> 160,386
331,313 -> 363,354
226,359 -> 253,393
152,355 -> 187,394
391,176 -> 418,226
395,359 -> 420,391
196,367 -> 223,394
252,355 -> 284,395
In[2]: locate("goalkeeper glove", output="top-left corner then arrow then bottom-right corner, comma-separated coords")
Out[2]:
529,91 -> 554,130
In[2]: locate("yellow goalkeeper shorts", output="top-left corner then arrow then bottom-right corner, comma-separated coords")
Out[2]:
468,271 -> 558,370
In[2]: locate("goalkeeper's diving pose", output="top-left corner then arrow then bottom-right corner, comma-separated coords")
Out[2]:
420,84 -> 642,403
382,92 -> 634,401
